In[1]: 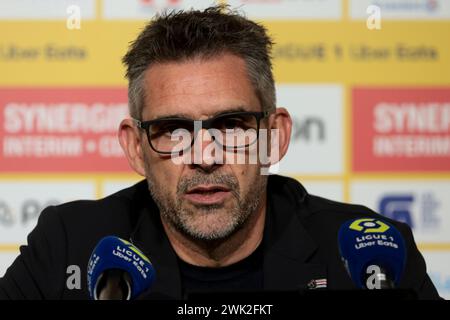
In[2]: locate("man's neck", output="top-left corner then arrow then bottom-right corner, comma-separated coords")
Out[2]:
161,200 -> 267,268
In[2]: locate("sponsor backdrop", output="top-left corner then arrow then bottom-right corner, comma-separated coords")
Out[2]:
0,0 -> 449,298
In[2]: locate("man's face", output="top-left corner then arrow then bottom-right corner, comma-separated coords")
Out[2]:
140,53 -> 268,241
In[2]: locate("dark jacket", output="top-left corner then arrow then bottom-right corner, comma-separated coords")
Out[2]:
0,175 -> 440,300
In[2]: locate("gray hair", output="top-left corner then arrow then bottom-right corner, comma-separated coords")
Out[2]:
122,5 -> 276,119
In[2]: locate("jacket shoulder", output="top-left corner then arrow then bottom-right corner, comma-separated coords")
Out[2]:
53,179 -> 148,229
270,174 -> 408,232
43,180 -> 150,274
0,180 -> 150,300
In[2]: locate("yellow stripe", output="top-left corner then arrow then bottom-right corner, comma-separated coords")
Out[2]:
272,173 -> 450,184
0,173 -> 142,181
349,173 -> 450,180
0,245 -> 20,252
95,177 -> 103,199
288,175 -> 344,181
342,0 -> 349,21
418,243 -> 450,251
2,173 -> 449,183
0,174 -> 98,181
95,0 -> 102,21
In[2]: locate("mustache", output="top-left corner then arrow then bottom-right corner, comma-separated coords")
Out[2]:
177,173 -> 240,196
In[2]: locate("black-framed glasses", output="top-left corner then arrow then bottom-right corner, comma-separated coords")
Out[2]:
134,111 -> 271,154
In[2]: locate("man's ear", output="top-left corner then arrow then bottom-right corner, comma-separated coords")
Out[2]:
270,107 -> 292,164
118,118 -> 146,176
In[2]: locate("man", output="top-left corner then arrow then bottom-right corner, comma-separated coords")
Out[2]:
0,6 -> 440,300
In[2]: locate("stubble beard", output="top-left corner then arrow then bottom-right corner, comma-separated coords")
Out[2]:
146,170 -> 266,243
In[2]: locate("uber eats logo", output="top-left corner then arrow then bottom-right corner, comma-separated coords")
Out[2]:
349,218 -> 390,233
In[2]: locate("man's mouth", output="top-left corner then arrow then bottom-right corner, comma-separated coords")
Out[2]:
184,185 -> 232,205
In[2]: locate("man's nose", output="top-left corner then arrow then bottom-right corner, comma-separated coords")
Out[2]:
190,128 -> 221,171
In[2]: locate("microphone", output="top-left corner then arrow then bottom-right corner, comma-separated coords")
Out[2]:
87,236 -> 156,300
338,217 -> 406,289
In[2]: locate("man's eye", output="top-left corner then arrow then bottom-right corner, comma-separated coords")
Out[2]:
151,122 -> 190,137
161,124 -> 180,134
219,118 -> 246,130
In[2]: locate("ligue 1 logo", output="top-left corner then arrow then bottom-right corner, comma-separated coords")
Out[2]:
116,238 -> 152,265
349,218 -> 390,234
339,218 -> 406,289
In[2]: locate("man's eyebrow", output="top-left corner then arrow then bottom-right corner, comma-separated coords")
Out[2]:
150,106 -> 250,121
150,113 -> 192,121
212,106 -> 248,116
